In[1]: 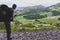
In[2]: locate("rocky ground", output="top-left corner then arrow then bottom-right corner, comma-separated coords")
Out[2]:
0,30 -> 60,40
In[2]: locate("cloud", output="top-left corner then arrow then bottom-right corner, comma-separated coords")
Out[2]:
0,0 -> 60,7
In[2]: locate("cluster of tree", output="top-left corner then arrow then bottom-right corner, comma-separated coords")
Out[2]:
23,14 -> 46,19
51,11 -> 60,16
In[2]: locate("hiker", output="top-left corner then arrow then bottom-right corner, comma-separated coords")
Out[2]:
0,4 -> 17,40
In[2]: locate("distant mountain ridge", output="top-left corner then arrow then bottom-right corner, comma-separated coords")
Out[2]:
22,5 -> 46,14
16,5 -> 46,11
16,7 -> 25,10
16,3 -> 60,11
16,3 -> 60,14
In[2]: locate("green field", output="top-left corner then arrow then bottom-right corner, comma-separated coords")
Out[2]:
0,15 -> 60,32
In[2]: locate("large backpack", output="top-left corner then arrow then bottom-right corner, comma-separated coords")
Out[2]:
0,5 -> 14,22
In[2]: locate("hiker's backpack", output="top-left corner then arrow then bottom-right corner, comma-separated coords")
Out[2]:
0,5 -> 14,22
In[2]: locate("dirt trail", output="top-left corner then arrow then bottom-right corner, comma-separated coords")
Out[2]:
0,30 -> 60,40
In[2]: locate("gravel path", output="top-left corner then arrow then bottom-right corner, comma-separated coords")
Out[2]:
0,30 -> 60,40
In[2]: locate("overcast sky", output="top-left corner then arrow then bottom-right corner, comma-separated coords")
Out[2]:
0,0 -> 60,7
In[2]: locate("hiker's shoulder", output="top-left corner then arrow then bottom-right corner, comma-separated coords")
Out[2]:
9,8 -> 13,10
8,8 -> 14,12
